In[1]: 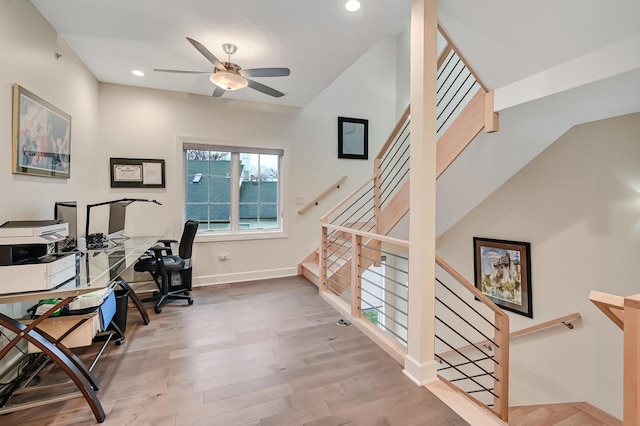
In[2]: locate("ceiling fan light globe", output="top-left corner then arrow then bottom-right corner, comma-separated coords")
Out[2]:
209,71 -> 248,91
345,0 -> 361,12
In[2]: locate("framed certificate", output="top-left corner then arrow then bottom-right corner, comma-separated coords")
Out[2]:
113,164 -> 142,181
110,158 -> 165,188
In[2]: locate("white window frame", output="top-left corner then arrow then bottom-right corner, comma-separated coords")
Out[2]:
178,136 -> 287,242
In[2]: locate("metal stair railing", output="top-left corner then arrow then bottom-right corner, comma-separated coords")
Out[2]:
320,224 -> 410,364
436,25 -> 486,137
317,24 -> 508,422
435,255 -> 510,421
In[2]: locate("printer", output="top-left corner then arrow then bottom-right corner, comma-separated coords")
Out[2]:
0,220 -> 78,293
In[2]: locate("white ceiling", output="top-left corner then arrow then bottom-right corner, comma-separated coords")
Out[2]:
30,0 -> 411,108
438,0 -> 640,90
28,0 -> 640,236
30,0 -> 640,108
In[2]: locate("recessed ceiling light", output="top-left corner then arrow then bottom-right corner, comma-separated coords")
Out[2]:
345,0 -> 361,12
131,70 -> 145,77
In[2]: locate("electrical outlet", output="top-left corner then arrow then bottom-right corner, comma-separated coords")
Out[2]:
219,254 -> 230,261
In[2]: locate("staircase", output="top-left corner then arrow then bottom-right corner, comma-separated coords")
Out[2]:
299,25 -> 495,287
297,25 -> 627,425
299,104 -> 411,290
297,26 -> 514,420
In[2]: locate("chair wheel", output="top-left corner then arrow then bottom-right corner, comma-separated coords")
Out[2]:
155,306 -> 162,313
188,298 -> 194,305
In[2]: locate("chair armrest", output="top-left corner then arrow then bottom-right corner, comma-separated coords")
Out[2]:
149,246 -> 171,257
157,239 -> 178,245
152,239 -> 179,256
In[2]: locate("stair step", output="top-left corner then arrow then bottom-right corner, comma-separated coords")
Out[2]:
509,402 -> 621,426
300,261 -> 319,276
299,261 -> 319,287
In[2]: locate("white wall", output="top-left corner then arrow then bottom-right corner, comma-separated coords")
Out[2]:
0,0 -> 100,363
395,27 -> 411,118
0,1 -> 99,318
0,0 -> 403,287
97,35 -> 400,286
436,112 -> 640,418
0,1 -> 100,226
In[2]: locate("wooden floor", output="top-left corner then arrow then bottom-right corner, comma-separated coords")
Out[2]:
509,402 -> 622,426
4,276 -> 468,425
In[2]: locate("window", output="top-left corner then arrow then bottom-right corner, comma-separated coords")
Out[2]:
184,142 -> 283,236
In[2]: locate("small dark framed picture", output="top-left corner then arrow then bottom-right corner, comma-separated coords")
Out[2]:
473,237 -> 532,318
338,116 -> 368,160
110,157 -> 165,188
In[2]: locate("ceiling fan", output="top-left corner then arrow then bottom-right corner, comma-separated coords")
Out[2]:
154,37 -> 290,98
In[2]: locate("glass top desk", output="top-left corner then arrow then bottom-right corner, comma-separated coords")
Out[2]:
0,235 -> 158,423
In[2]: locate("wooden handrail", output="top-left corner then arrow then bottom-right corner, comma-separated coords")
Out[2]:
437,24 -> 489,93
435,254 -> 507,317
437,43 -> 453,70
375,106 -> 411,161
298,176 -> 347,215
589,290 -> 625,330
323,223 -> 409,248
438,312 -> 581,358
511,312 -> 581,339
321,177 -> 374,223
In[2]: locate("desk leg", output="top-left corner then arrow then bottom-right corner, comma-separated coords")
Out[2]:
0,299 -> 100,391
38,322 -> 101,390
0,313 -> 106,423
117,278 -> 150,325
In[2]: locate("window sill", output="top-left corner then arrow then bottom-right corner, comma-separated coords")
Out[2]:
194,230 -> 287,243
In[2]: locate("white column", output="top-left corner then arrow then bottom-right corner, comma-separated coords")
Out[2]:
403,0 -> 438,386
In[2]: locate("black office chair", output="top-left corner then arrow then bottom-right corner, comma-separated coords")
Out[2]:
134,220 -> 199,313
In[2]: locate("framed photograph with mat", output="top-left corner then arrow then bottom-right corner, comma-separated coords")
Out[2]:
12,84 -> 71,178
473,237 -> 532,318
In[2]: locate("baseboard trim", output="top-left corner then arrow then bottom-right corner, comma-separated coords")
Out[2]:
403,354 -> 438,386
193,267 -> 298,287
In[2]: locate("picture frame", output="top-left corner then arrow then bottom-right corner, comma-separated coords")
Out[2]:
338,116 -> 368,160
110,158 -> 165,188
12,84 -> 71,178
473,237 -> 532,318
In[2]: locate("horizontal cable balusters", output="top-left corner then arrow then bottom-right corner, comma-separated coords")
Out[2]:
434,259 -> 509,418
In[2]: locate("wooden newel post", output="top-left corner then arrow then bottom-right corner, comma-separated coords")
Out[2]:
352,233 -> 363,318
624,294 -> 640,425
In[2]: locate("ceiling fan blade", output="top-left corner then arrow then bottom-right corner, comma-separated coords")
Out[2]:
186,37 -> 226,70
240,68 -> 291,78
212,86 -> 226,97
246,79 -> 285,98
154,68 -> 211,74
